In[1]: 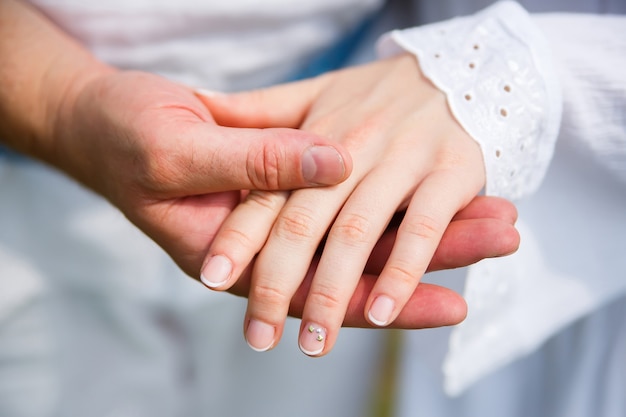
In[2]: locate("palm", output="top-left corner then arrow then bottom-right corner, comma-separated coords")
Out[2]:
64,71 -> 246,276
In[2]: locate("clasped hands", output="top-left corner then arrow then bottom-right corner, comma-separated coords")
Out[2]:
198,54 -> 519,355
56,54 -> 518,357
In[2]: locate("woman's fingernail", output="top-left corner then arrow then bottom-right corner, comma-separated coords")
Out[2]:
246,319 -> 276,352
302,146 -> 345,185
200,255 -> 232,288
299,323 -> 327,356
368,295 -> 395,326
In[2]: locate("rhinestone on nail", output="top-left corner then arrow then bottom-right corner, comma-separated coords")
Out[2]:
307,325 -> 325,342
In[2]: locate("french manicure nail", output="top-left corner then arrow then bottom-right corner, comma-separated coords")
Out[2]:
299,323 -> 327,356
368,295 -> 395,326
302,146 -> 345,185
200,255 -> 232,288
246,319 -> 276,352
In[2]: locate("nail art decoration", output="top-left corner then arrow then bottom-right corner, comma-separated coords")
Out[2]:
300,323 -> 326,356
308,325 -> 324,342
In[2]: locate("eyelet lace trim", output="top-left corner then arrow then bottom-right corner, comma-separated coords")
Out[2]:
378,1 -> 562,200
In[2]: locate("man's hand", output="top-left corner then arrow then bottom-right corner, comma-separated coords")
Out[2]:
52,71 -> 351,277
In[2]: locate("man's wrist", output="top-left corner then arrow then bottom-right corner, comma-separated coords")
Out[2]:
44,58 -> 116,173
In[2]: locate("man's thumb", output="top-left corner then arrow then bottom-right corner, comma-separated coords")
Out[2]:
186,124 -> 352,192
191,77 -> 349,191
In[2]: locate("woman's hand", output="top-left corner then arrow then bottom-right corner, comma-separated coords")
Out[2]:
228,195 -> 519,329
198,54 -> 501,354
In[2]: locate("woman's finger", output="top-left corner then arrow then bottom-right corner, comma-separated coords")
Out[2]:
195,75 -> 330,129
365,215 -> 520,275
290,260 -> 468,329
365,168 -> 482,327
200,191 -> 289,289
242,184 -> 354,352
295,162 -> 421,356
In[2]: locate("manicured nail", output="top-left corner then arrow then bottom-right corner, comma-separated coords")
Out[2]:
368,295 -> 395,326
246,319 -> 276,352
301,146 -> 345,185
200,255 -> 232,288
299,323 -> 326,356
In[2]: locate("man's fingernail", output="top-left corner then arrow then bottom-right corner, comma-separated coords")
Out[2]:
200,255 -> 232,288
302,146 -> 345,185
299,323 -> 326,356
246,319 -> 276,352
368,295 -> 395,326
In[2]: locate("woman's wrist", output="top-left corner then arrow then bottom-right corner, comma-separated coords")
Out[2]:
377,1 -> 562,200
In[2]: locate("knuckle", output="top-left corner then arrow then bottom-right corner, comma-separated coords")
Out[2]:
329,212 -> 373,246
249,282 -> 290,311
435,147 -> 467,168
273,206 -> 318,241
216,226 -> 255,252
340,116 -> 384,149
386,262 -> 420,288
307,285 -> 344,311
402,213 -> 442,241
244,190 -> 287,212
139,146 -> 182,192
247,143 -> 285,190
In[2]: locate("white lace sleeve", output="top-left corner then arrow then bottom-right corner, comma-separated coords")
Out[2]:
377,1 -> 562,200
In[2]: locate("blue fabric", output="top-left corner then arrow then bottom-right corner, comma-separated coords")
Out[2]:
0,145 -> 28,162
287,14 -> 376,81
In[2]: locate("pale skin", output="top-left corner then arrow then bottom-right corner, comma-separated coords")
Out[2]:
199,55 -> 498,355
1,0 -> 518,331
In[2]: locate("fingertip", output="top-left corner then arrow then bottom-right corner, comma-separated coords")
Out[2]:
443,291 -> 468,325
498,223 -> 521,256
488,196 -> 518,224
432,285 -> 468,325
301,145 -> 351,185
367,295 -> 396,327
200,254 -> 233,289
245,318 -> 277,352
